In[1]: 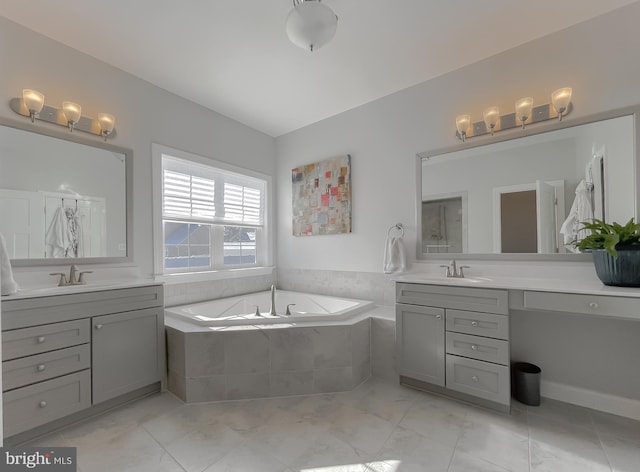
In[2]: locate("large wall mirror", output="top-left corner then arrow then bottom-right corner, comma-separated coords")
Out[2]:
0,118 -> 132,266
417,107 -> 640,260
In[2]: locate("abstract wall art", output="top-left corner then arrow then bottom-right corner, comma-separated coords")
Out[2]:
292,154 -> 352,236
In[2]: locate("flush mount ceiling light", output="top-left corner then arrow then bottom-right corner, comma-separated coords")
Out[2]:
286,0 -> 338,52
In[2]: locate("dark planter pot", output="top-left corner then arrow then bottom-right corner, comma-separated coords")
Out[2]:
592,247 -> 640,287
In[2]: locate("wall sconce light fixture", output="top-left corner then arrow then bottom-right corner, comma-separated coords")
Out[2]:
455,87 -> 573,141
515,97 -> 534,129
62,101 -> 81,132
483,107 -> 500,136
97,113 -> 115,141
455,115 -> 471,142
22,89 -> 45,122
551,87 -> 572,121
10,89 -> 116,140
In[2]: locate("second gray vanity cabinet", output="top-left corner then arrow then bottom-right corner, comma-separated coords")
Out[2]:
396,303 -> 445,386
396,282 -> 511,412
92,307 -> 164,404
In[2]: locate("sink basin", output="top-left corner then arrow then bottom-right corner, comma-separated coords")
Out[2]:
409,276 -> 494,285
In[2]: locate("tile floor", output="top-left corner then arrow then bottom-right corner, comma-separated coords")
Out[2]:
27,377 -> 640,472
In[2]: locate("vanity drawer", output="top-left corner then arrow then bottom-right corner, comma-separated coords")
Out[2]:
3,370 -> 91,437
2,344 -> 90,392
396,283 -> 508,314
523,291 -> 640,320
445,309 -> 509,340
446,332 -> 509,365
445,354 -> 510,405
2,319 -> 90,361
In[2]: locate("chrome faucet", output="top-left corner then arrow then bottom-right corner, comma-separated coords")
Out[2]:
269,284 -> 277,316
440,259 -> 470,278
50,265 -> 93,286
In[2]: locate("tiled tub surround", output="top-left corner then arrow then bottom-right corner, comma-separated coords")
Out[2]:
165,312 -> 386,402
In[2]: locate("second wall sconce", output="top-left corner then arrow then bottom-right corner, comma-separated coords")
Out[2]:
11,89 -> 117,140
456,87 -> 572,140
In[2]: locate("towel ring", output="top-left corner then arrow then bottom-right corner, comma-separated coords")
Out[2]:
388,223 -> 404,238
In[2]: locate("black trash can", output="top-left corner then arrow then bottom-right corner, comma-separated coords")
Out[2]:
512,362 -> 541,406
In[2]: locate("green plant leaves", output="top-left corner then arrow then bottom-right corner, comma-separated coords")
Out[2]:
576,218 -> 640,257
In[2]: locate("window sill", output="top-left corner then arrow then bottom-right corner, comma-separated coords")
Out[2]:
155,266 -> 275,285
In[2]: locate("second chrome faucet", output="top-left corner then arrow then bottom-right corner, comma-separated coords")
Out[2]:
440,259 -> 470,278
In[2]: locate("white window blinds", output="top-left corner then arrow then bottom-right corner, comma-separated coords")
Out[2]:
162,156 -> 264,226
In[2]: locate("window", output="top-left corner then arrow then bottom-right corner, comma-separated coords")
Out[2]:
153,145 -> 270,275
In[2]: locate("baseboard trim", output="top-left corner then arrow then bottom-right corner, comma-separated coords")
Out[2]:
541,380 -> 640,420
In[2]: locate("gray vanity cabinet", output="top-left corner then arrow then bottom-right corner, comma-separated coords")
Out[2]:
92,307 -> 163,404
1,284 -> 164,442
396,303 -> 445,385
396,282 -> 511,411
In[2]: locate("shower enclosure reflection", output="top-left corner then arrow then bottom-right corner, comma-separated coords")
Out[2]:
422,193 -> 466,253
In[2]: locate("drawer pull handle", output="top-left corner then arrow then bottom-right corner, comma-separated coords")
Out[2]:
435,315 -> 442,320
37,336 -> 46,343
471,375 -> 479,382
95,324 -> 104,330
471,344 -> 478,351
37,364 -> 46,372
39,401 -> 47,408
589,302 -> 599,309
471,321 -> 478,327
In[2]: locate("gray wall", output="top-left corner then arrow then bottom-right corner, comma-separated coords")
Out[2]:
275,2 -> 640,273
0,17 -> 277,278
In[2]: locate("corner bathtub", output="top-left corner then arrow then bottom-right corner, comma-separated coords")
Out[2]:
165,290 -> 375,327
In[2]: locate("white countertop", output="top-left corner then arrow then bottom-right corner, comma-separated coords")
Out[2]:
394,274 -> 640,298
1,279 -> 162,301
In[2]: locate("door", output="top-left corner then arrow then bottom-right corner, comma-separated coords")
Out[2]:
396,303 -> 445,386
0,189 -> 45,258
91,308 -> 162,404
536,180 -> 557,253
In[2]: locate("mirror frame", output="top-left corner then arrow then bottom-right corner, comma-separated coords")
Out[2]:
415,105 -> 640,261
0,116 -> 134,267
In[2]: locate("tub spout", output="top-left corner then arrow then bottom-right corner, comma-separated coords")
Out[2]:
269,284 -> 277,316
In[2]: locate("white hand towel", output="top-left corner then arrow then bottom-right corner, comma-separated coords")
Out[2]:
0,232 -> 19,296
383,236 -> 406,274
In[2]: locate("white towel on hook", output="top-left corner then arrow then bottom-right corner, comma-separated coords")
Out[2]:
46,207 -> 73,258
559,180 -> 594,252
0,232 -> 19,296
383,236 -> 406,274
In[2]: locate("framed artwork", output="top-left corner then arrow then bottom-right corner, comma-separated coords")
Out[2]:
292,154 -> 351,236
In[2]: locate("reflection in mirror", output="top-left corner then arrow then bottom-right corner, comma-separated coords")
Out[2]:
0,121 -> 130,265
418,111 -> 637,259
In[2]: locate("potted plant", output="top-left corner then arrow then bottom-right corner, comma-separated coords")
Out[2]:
576,218 -> 640,287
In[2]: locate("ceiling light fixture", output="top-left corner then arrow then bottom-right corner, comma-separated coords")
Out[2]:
286,0 -> 338,52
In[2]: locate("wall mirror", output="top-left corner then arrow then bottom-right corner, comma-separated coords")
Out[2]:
0,118 -> 132,266
417,107 -> 640,260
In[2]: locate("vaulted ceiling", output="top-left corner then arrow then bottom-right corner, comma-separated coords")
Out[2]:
2,1 -> 637,136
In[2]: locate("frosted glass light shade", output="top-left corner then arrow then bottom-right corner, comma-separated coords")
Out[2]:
456,115 -> 471,141
286,0 -> 338,52
62,101 -> 81,123
22,89 -> 44,121
515,97 -> 533,128
97,113 -> 115,139
483,107 -> 500,135
551,87 -> 572,121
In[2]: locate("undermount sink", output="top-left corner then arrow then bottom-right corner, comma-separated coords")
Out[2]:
412,276 -> 494,285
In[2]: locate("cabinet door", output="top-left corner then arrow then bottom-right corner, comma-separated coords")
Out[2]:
92,308 -> 162,404
396,303 -> 445,386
